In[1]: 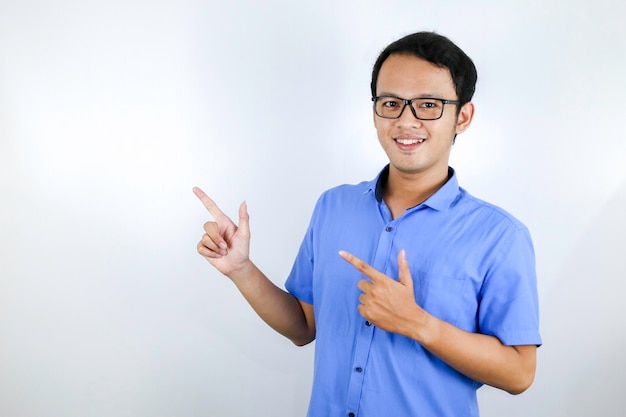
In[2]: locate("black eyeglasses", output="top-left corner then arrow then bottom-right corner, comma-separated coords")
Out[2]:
372,96 -> 460,120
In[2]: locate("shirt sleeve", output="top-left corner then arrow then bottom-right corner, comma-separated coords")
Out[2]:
285,228 -> 315,304
478,224 -> 542,346
284,196 -> 323,305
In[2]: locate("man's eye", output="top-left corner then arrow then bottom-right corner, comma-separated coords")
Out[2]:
418,100 -> 439,108
383,100 -> 401,108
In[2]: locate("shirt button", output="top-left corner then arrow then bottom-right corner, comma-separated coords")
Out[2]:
365,320 -> 372,326
355,367 -> 363,373
385,226 -> 393,232
349,413 -> 355,417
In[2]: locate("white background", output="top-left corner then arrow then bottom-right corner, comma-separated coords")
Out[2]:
1,1 -> 625,416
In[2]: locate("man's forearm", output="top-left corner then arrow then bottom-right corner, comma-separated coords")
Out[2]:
410,314 -> 536,394
229,260 -> 316,346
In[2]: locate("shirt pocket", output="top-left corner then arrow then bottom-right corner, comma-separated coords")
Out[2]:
413,269 -> 468,326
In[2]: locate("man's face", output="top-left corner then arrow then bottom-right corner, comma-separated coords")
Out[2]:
373,54 -> 473,178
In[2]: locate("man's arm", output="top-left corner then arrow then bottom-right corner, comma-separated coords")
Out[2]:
225,260 -> 316,346
193,187 -> 315,346
339,249 -> 536,394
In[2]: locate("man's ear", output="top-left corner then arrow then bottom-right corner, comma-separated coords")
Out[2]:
455,102 -> 475,134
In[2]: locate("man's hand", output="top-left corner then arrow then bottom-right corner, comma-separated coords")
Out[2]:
193,187 -> 250,277
339,249 -> 426,337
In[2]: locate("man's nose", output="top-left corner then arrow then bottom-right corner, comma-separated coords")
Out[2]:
397,103 -> 423,127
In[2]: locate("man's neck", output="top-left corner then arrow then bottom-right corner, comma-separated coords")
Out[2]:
383,166 -> 450,219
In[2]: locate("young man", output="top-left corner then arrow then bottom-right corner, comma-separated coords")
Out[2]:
194,31 -> 541,417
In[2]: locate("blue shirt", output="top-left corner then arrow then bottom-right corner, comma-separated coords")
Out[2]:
285,166 -> 542,417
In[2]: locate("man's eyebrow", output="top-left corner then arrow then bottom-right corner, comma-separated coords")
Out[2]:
376,91 -> 445,99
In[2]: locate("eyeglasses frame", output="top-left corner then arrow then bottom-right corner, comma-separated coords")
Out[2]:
371,95 -> 461,121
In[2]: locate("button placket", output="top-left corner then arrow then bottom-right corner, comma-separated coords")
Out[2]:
346,219 -> 397,415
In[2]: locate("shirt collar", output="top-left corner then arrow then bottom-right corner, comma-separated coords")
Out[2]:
365,165 -> 459,211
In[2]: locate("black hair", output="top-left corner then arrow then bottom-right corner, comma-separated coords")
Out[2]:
370,31 -> 477,107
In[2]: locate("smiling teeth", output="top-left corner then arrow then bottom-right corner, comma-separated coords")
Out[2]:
397,138 -> 424,145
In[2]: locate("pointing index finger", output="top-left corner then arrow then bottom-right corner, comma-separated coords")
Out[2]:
192,187 -> 225,219
338,250 -> 385,282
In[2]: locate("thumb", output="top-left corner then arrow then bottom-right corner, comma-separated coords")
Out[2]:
237,201 -> 250,239
397,249 -> 413,287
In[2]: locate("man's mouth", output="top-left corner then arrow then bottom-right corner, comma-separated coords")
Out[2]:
395,138 -> 425,145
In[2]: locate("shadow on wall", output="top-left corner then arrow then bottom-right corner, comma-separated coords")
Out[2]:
533,177 -> 626,416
